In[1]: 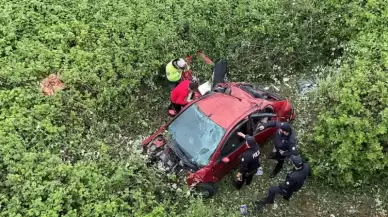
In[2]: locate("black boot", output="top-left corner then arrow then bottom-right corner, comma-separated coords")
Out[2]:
269,171 -> 277,178
270,159 -> 284,178
268,152 -> 277,159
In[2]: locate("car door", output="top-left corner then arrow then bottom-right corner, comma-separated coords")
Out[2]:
250,112 -> 279,144
212,120 -> 249,180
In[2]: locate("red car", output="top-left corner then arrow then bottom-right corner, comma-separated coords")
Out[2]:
142,64 -> 295,198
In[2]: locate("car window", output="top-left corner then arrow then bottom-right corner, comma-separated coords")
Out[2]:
168,104 -> 226,167
239,84 -> 283,101
239,84 -> 268,99
252,115 -> 270,127
220,121 -> 248,157
251,113 -> 277,134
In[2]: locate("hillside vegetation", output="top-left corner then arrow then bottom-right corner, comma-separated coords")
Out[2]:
0,0 -> 387,216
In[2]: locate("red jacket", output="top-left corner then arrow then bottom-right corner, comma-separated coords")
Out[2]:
170,80 -> 190,105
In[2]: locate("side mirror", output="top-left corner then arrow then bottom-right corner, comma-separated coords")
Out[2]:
222,157 -> 230,163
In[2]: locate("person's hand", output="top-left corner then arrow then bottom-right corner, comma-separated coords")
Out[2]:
187,99 -> 193,103
236,172 -> 242,181
258,125 -> 265,131
279,150 -> 285,155
237,132 -> 245,138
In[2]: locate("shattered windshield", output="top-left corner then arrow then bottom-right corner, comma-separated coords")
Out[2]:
167,104 -> 225,167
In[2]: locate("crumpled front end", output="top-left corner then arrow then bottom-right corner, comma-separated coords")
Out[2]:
145,135 -> 196,176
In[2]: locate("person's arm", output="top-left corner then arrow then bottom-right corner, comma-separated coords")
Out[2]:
280,144 -> 297,157
280,175 -> 296,191
279,138 -> 297,157
236,154 -> 249,180
175,93 -> 189,105
265,120 -> 281,128
237,132 -> 246,138
258,120 -> 281,131
239,155 -> 249,174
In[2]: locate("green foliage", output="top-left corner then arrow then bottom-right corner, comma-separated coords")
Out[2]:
1,0 -> 386,215
1,0 -> 354,134
301,1 -> 388,186
0,88 -> 186,216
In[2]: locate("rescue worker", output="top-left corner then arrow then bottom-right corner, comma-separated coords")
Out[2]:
168,80 -> 199,116
232,132 -> 261,190
257,121 -> 297,178
255,155 -> 311,212
165,58 -> 189,90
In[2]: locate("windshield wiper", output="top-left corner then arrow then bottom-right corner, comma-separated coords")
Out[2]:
170,140 -> 198,169
176,142 -> 191,160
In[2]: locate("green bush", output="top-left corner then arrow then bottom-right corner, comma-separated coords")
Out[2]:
1,0 -> 384,215
300,1 -> 388,186
0,88 -> 183,216
1,0 -> 353,133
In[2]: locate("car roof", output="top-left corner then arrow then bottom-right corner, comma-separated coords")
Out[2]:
195,92 -> 258,129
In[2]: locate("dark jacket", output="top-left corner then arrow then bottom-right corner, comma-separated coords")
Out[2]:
239,137 -> 261,174
263,121 -> 297,158
280,163 -> 311,192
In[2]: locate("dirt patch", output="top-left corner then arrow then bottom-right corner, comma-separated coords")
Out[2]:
40,73 -> 65,96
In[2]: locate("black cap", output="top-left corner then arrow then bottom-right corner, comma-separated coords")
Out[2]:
290,155 -> 303,166
280,122 -> 292,133
245,135 -> 257,147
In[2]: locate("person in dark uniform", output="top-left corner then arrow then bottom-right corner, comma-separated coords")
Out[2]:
232,132 -> 261,190
255,155 -> 311,212
257,121 -> 297,178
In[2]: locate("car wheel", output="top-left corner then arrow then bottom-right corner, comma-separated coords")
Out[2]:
194,183 -> 217,198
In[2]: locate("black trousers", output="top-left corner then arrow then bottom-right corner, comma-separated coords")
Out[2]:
261,186 -> 294,205
168,101 -> 183,113
168,79 -> 181,91
269,151 -> 285,176
232,169 -> 258,190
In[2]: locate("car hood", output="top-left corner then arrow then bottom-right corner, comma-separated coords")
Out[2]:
146,132 -> 199,171
167,138 -> 200,169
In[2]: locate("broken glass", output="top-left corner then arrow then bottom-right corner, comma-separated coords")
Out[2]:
168,104 -> 226,167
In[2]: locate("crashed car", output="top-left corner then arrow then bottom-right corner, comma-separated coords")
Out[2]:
142,61 -> 295,198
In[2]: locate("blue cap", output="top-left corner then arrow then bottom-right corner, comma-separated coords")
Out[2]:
245,135 -> 257,147
280,122 -> 292,132
290,155 -> 303,166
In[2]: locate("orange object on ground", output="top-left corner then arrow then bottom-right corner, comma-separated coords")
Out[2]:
40,73 -> 65,96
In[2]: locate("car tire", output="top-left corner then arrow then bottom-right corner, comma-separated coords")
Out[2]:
194,183 -> 217,198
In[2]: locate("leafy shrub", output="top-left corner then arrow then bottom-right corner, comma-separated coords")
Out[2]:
0,88 -> 181,216
300,1 -> 388,186
1,0 -> 384,215
1,0 -> 355,132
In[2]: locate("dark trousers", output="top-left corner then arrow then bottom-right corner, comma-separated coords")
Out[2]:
168,80 -> 181,91
168,101 -> 183,113
261,186 -> 294,205
269,152 -> 285,176
232,169 -> 257,190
